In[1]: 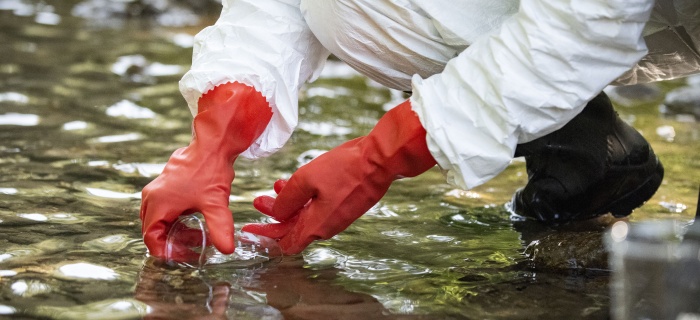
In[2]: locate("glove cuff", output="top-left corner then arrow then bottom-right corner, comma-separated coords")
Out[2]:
364,100 -> 436,179
191,82 -> 273,162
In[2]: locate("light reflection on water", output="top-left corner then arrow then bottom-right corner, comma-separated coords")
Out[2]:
0,1 -> 698,319
0,113 -> 39,126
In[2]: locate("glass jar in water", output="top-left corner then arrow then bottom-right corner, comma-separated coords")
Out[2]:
165,213 -> 282,269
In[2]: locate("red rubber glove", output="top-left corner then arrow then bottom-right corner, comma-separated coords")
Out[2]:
242,101 -> 436,254
140,82 -> 272,261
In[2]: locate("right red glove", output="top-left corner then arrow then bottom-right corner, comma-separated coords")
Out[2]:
243,101 -> 436,254
140,82 -> 272,261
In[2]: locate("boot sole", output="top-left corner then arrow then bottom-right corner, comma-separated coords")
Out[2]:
509,157 -> 665,222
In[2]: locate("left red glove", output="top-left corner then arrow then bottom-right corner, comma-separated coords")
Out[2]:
242,100 -> 436,254
140,82 -> 272,261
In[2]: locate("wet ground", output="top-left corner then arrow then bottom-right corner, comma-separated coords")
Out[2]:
0,1 -> 698,319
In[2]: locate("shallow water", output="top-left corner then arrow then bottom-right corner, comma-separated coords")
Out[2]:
0,1 -> 698,319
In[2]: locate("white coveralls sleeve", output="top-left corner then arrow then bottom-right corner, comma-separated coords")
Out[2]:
179,0 -> 330,159
410,0 -> 654,190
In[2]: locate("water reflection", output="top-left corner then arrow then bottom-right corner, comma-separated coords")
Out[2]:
85,187 -> 141,199
36,299 -> 148,319
0,113 -> 39,126
92,133 -> 143,143
0,92 -> 29,103
106,100 -> 157,119
0,305 -> 17,316
62,120 -> 88,130
135,256 -> 426,319
55,262 -> 119,280
11,279 -> 51,297
0,188 -> 18,195
83,234 -> 137,252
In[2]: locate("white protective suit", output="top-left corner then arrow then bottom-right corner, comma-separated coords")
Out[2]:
179,0 -> 700,190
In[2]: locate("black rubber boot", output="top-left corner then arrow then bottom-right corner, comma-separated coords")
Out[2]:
510,92 -> 664,223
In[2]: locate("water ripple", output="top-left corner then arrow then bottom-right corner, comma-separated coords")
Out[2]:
36,299 -> 148,319
304,248 -> 348,270
83,234 -> 135,252
11,279 -> 52,297
16,212 -> 90,224
85,187 -> 140,199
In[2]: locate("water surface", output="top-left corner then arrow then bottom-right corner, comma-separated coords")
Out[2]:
0,1 -> 698,319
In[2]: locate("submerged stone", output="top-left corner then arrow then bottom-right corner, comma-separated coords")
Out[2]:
523,231 -> 608,272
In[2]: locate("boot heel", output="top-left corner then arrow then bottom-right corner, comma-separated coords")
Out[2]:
609,159 -> 664,217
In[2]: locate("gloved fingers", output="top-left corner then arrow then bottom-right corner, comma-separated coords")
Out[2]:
252,195 -> 276,217
271,174 -> 315,222
276,203 -> 356,255
241,220 -> 294,240
143,220 -> 170,259
252,180 -> 300,222
278,229 -> 320,255
200,205 -> 235,255
142,203 -> 188,258
273,179 -> 287,193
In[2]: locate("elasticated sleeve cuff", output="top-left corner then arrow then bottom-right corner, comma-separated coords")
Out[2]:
179,0 -> 330,159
